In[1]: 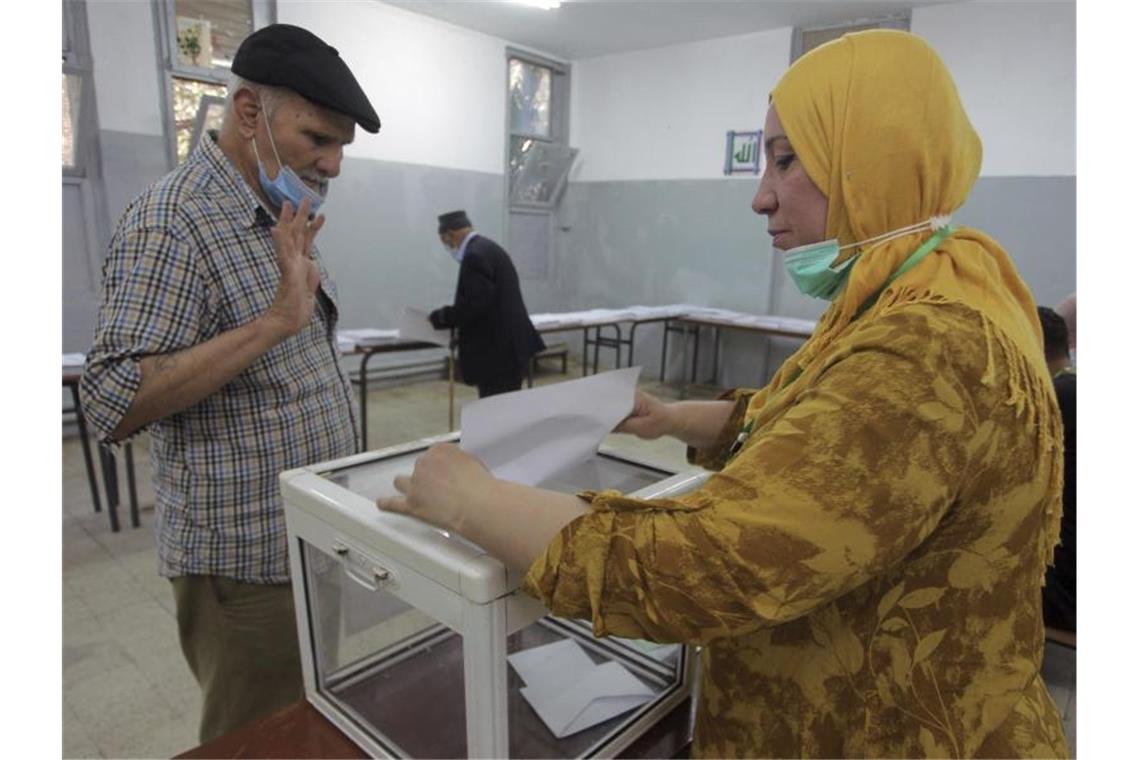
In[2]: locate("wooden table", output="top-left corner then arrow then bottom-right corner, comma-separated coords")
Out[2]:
176,697 -> 693,759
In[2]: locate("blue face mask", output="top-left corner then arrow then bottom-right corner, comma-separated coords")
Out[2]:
779,216 -> 953,301
252,107 -> 327,215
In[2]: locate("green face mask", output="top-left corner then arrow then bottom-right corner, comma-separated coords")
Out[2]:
780,216 -> 954,301
781,239 -> 860,300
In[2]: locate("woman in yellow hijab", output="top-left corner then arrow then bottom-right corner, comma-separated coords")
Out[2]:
379,30 -> 1068,758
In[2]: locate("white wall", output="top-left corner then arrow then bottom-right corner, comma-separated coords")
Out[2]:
84,0 -> 535,173
280,0 -> 528,175
86,0 -> 165,136
570,0 -> 1075,183
570,28 -> 791,183
912,0 -> 1075,177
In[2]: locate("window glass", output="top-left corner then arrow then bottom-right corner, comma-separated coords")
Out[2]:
62,73 -> 82,169
174,0 -> 253,70
173,78 -> 227,163
508,58 -> 551,138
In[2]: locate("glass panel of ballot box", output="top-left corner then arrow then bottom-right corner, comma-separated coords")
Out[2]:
280,433 -> 709,758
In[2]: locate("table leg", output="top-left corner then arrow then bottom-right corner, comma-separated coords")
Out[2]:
629,321 -> 638,369
448,344 -> 456,432
679,323 -> 690,400
711,327 -> 721,385
125,442 -> 140,528
660,321 -> 671,381
69,383 -> 103,514
358,350 -> 377,451
98,444 -> 121,533
581,328 -> 589,377
691,325 -> 701,385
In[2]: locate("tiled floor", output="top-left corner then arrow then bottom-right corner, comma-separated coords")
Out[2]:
62,364 -> 1075,758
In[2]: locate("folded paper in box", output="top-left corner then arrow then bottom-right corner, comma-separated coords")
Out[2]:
507,638 -> 656,738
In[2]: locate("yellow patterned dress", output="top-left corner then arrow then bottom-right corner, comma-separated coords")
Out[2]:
524,303 -> 1068,757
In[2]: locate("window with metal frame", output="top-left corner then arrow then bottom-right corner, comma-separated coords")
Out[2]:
506,51 -> 575,210
155,0 -> 275,165
62,0 -> 94,177
790,13 -> 911,63
506,50 -> 574,284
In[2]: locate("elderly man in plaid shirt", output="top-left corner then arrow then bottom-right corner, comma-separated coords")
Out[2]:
81,25 -> 381,742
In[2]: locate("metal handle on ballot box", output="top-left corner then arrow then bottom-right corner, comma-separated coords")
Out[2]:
332,540 -> 395,591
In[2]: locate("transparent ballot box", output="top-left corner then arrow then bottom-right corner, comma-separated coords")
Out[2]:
280,434 -> 709,758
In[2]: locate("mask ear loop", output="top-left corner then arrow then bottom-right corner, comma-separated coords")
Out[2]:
841,215 -> 955,254
250,97 -> 286,179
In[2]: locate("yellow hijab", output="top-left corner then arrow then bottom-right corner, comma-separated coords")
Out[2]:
750,30 -> 1062,569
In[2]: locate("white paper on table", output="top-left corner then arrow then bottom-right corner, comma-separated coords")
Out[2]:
459,366 -> 640,486
507,638 -> 596,690
338,328 -> 400,347
520,660 -> 655,738
398,307 -> 452,347
774,317 -> 818,335
62,353 -> 86,367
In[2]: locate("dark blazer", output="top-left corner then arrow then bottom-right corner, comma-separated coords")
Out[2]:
430,234 -> 545,386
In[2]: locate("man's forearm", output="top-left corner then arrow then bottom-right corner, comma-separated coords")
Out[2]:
110,315 -> 291,440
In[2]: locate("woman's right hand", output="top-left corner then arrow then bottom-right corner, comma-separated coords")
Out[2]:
615,390 -> 675,440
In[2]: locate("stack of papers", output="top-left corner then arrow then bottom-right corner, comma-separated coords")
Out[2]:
337,328 -> 401,348
62,353 -> 86,368
508,639 -> 656,739
625,305 -> 689,320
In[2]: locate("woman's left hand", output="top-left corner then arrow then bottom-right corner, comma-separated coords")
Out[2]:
376,443 -> 495,532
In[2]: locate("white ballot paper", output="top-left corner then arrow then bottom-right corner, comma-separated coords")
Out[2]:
507,639 -> 655,739
459,366 -> 641,486
398,307 -> 452,347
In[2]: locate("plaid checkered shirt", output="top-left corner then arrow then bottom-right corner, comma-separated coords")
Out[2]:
80,133 -> 359,584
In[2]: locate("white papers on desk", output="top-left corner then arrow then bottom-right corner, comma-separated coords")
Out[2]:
397,307 -> 451,347
459,366 -> 640,487
679,305 -> 741,321
62,353 -> 86,368
625,304 -> 689,320
338,328 -> 400,348
729,314 -> 817,336
508,639 -> 655,739
529,308 -> 638,328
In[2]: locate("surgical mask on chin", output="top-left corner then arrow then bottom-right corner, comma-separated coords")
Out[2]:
779,215 -> 953,301
251,115 -> 327,215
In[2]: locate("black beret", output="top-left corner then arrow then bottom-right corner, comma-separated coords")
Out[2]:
438,210 -> 473,233
232,24 -> 380,133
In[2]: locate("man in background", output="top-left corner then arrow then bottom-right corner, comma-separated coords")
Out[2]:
81,24 -> 380,741
1037,306 -> 1076,635
430,210 -> 545,397
1055,293 -> 1076,367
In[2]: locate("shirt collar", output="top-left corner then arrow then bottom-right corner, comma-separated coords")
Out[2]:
195,131 -> 274,229
455,230 -> 478,263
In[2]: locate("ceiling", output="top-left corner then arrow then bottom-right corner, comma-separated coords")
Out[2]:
381,0 -> 949,60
